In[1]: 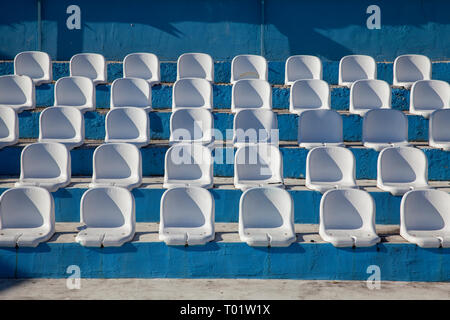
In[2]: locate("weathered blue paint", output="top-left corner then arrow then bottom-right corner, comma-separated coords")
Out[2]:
0,242 -> 447,281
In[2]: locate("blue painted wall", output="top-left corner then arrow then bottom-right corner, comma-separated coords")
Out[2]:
0,0 -> 448,61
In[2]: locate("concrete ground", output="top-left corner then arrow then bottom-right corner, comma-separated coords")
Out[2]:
0,278 -> 448,300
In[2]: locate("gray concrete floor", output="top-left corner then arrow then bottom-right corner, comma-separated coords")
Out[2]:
0,278 -> 448,300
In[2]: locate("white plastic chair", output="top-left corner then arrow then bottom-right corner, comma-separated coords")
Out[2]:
231,79 -> 272,113
234,144 -> 283,190
0,75 -> 35,113
15,142 -> 71,192
159,187 -> 215,246
90,143 -> 142,190
239,187 -> 295,247
338,55 -> 377,87
306,146 -> 357,193
54,76 -> 95,113
172,78 -> 212,110
285,55 -> 322,85
0,107 -> 18,149
320,188 -> 380,247
362,109 -> 408,151
110,77 -> 152,111
410,80 -> 449,118
105,107 -> 150,148
0,186 -> 55,247
170,109 -> 214,147
123,52 -> 160,86
290,79 -> 330,115
231,54 -> 268,83
429,109 -> 450,151
38,106 -> 84,150
76,187 -> 135,247
233,109 -> 278,147
393,54 -> 431,88
377,146 -> 429,196
14,51 -> 52,86
297,110 -> 343,149
349,79 -> 391,116
70,53 -> 107,85
177,53 -> 214,82
400,189 -> 450,248
164,144 -> 213,189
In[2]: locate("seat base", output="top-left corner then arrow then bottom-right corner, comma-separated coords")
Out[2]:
240,228 -> 296,247
320,229 -> 380,247
75,227 -> 134,247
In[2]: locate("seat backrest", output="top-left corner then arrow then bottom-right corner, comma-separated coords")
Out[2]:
161,187 -> 214,228
165,144 -> 213,180
39,106 -> 83,140
111,77 -> 152,108
123,53 -> 160,82
20,142 -> 70,179
339,55 -> 376,84
430,109 -> 450,142
234,109 -> 277,144
235,144 -> 282,181
298,110 -> 343,144
240,187 -> 293,229
378,147 -> 428,184
0,186 -> 54,229
14,51 -> 52,81
411,80 -> 450,111
350,79 -> 391,111
106,107 -> 149,140
285,55 -> 322,84
401,189 -> 449,231
394,54 -> 431,83
290,79 -> 330,111
93,143 -> 141,180
363,109 -> 407,143
307,146 -> 355,183
54,76 -> 94,107
170,109 -> 213,142
0,107 -> 17,139
0,75 -> 34,105
172,78 -> 212,109
70,53 -> 106,82
177,53 -> 214,82
231,55 -> 267,83
232,79 -> 271,111
81,187 -> 134,228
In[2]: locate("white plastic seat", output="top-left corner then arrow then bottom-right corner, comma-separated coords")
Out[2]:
159,187 -> 215,246
38,106 -> 84,150
0,75 -> 35,113
105,107 -> 150,148
239,187 -> 295,247
320,188 -> 380,247
177,53 -> 214,82
297,110 -> 343,149
400,189 -> 450,248
164,144 -> 213,189
0,107 -> 18,149
172,78 -> 212,110
285,55 -> 322,85
14,51 -> 52,86
393,54 -> 431,88
233,109 -> 278,147
70,53 -> 107,85
429,109 -> 450,151
234,144 -> 283,190
338,55 -> 377,87
410,80 -> 449,118
90,143 -> 142,190
110,77 -> 152,111
0,186 -> 55,247
231,54 -> 268,83
377,146 -> 429,196
15,142 -> 71,192
76,187 -> 135,247
290,79 -> 330,115
170,109 -> 214,147
54,76 -> 95,113
306,146 -> 357,193
362,109 -> 408,151
349,79 -> 391,116
123,52 -> 160,86
231,79 -> 272,113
